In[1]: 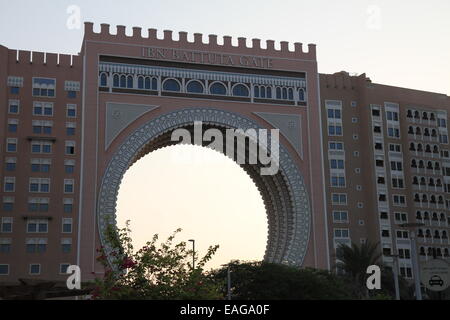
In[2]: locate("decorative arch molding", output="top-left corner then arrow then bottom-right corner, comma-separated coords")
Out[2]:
97,107 -> 311,266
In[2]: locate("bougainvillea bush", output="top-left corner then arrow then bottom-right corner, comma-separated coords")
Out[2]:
91,222 -> 223,300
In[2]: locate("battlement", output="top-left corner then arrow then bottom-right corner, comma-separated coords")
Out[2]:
7,49 -> 81,67
83,22 -> 316,60
319,72 -> 367,90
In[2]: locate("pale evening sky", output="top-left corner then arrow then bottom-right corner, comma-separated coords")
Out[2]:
1,0 -> 449,269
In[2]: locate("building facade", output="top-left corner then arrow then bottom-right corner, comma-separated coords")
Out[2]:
0,23 -> 449,285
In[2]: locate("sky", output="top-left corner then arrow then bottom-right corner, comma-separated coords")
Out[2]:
1,0 -> 449,269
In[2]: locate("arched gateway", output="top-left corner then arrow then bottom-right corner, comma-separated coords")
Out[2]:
76,22 -> 329,280
97,108 -> 311,265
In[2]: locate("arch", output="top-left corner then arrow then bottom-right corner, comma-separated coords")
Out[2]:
186,80 -> 205,94
100,73 -> 108,87
162,78 -> 181,92
254,85 -> 260,98
298,88 -> 305,101
232,83 -> 250,97
120,75 -> 126,88
113,74 -> 120,87
127,75 -> 133,89
137,76 -> 144,89
209,81 -> 227,95
144,77 -> 152,90
97,108 -> 311,267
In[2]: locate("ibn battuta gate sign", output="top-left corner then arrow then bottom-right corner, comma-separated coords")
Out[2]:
78,23 -> 329,280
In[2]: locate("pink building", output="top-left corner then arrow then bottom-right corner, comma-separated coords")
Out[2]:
0,23 -> 449,289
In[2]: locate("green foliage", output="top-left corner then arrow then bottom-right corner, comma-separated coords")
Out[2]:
91,221 -> 222,300
211,261 -> 357,300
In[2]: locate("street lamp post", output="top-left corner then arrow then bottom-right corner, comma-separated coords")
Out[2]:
188,239 -> 195,270
400,222 -> 425,300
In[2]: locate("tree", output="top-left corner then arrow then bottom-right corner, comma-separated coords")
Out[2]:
211,261 -> 357,300
91,222 -> 222,300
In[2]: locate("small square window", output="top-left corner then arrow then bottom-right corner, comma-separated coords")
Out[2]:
0,265 -> 9,275
10,87 -> 19,94
29,264 -> 41,275
60,264 -> 70,274
67,91 -> 77,99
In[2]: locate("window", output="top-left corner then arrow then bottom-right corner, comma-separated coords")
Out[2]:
352,117 -> 358,123
64,180 -> 74,194
32,120 -> 53,135
67,91 -> 77,98
232,84 -> 249,97
67,104 -> 76,118
100,73 -> 108,87
327,108 -> 341,119
330,159 -> 345,169
33,78 -> 56,97
11,87 -> 19,94
186,80 -> 204,94
396,230 -> 409,239
390,161 -> 403,171
26,238 -> 47,253
1,218 -> 13,233
28,198 -> 49,212
60,263 -> 70,274
389,144 -> 401,153
331,174 -> 346,187
61,238 -> 72,253
387,126 -> 400,138
398,249 -> 411,259
329,142 -> 344,150
394,212 -> 408,224
381,229 -> 390,237
66,123 -> 76,136
0,265 -> 9,275
386,111 -> 399,122
334,228 -> 349,239
62,218 -> 73,233
65,160 -> 75,174
29,178 -> 50,193
64,199 -> 73,213
8,100 -> 19,114
33,102 -> 53,116
353,134 -> 359,140
372,109 -> 380,117
4,177 -> 15,192
332,193 -> 347,205
29,264 -> 41,275
439,134 -> 448,144
65,141 -> 76,155
27,219 -> 48,233
162,79 -> 181,92
3,198 -> 14,212
5,158 -> 16,172
31,159 -> 51,173
392,177 -> 405,189
8,120 -> 18,133
0,239 -> 11,253
328,124 -> 343,136
333,211 -> 348,223
6,138 -> 17,152
298,88 -> 305,101
209,82 -> 227,95
393,195 -> 406,206
31,141 -> 52,154
438,118 -> 447,128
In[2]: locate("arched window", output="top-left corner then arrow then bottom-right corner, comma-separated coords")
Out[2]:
429,178 -> 435,186
120,75 -> 126,88
276,87 -> 282,99
288,88 -> 294,100
431,129 -> 437,137
408,126 -> 414,134
417,144 -> 423,152
423,112 -> 428,120
232,84 -> 249,97
434,230 -> 440,239
438,196 -> 444,204
430,113 -> 436,121
423,212 -> 430,220
425,144 -> 431,153
419,160 -> 424,168
424,128 -> 430,136
260,86 -> 266,98
412,176 -> 419,185
407,110 -> 413,118
298,88 -> 305,101
282,87 -> 288,100
414,111 -> 420,119
420,177 -> 426,186
419,247 -> 426,255
442,231 -> 448,239
113,74 -> 120,87
144,77 -> 151,90
416,211 -> 422,219
411,159 -> 417,168
416,127 -> 421,135
433,145 -> 439,153
425,229 -> 432,238
138,76 -> 144,89
163,79 -> 181,92
435,162 -> 440,170
152,78 -> 158,90
254,86 -> 260,98
100,73 -> 108,87
127,76 -> 133,89
209,82 -> 227,95
186,80 -> 204,94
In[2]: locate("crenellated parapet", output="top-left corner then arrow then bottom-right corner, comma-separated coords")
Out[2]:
7,49 -> 81,67
83,22 -> 316,61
